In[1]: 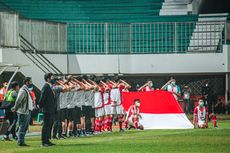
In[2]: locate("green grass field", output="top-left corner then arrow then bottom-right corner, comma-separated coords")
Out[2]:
0,120 -> 230,153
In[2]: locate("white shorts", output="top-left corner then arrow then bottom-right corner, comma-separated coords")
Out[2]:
128,116 -> 142,127
111,105 -> 124,115
95,107 -> 105,118
104,104 -> 112,115
198,120 -> 206,127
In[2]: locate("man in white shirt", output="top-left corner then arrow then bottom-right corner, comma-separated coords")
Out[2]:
12,77 -> 33,147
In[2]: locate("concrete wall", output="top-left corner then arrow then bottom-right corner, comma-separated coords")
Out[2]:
19,19 -> 67,53
67,55 -> 119,74
1,46 -> 229,89
66,49 -> 228,74
0,12 -> 18,47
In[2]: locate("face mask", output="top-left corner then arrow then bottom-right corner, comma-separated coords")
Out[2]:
205,84 -> 208,87
28,84 -> 34,88
149,83 -> 153,87
199,102 -> 204,106
51,79 -> 57,85
135,102 -> 140,107
171,82 -> 176,85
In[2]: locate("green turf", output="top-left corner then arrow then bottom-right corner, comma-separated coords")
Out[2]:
1,121 -> 230,153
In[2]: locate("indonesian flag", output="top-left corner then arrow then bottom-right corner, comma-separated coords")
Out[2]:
122,90 -> 194,129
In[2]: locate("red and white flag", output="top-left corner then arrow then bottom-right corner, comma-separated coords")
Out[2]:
122,90 -> 194,129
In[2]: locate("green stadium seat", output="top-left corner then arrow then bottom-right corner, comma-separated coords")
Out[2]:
2,0 -> 199,54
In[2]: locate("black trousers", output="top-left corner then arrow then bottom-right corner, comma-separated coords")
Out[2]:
52,111 -> 62,138
82,106 -> 92,132
42,113 -> 54,144
5,111 -> 17,137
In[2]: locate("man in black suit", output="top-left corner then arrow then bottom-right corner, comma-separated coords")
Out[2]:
38,73 -> 56,147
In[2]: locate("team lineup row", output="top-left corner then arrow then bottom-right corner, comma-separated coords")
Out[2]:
50,75 -> 143,139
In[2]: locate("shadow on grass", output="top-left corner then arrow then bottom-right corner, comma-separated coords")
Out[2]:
56,143 -> 97,147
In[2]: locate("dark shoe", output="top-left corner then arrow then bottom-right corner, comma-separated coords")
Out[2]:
12,136 -> 18,141
58,135 -> 65,139
47,142 -> 56,146
41,143 -> 52,147
18,143 -> 29,147
119,129 -> 125,132
52,136 -> 59,140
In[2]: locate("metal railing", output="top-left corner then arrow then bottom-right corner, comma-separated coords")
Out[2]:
67,21 -> 227,54
19,34 -> 63,75
0,11 -> 228,54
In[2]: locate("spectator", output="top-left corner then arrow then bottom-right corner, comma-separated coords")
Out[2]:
12,77 -> 34,146
38,73 -> 56,147
135,84 -> 140,91
201,82 -> 212,114
182,85 -> 191,114
2,81 -> 19,141
214,99 -> 225,114
0,82 -> 8,102
29,86 -> 36,126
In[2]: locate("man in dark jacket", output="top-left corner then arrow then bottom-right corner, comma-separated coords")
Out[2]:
201,82 -> 212,114
38,73 -> 56,147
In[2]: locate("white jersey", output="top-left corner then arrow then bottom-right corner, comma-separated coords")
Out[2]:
59,92 -> 68,109
94,91 -> 103,109
166,84 -> 181,100
73,91 -> 81,108
103,92 -> 110,105
197,106 -> 206,125
84,90 -> 92,106
78,90 -> 85,107
110,88 -> 121,106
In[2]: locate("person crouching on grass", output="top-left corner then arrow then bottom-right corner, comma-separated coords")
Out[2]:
125,99 -> 144,130
193,99 -> 209,128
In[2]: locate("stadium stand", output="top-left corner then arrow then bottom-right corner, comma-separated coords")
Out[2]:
160,0 -> 190,16
2,0 -> 164,22
0,0 -> 229,54
188,13 -> 228,52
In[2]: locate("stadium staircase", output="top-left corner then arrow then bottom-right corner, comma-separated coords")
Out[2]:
160,0 -> 189,16
19,34 -> 63,75
188,13 -> 228,52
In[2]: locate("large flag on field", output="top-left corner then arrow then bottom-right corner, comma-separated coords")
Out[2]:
122,90 -> 194,129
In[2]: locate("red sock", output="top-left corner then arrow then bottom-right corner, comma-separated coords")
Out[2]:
95,119 -> 99,132
109,116 -> 113,131
105,116 -> 109,131
125,120 -> 128,129
212,115 -> 217,127
133,117 -> 138,129
118,115 -> 123,130
98,120 -> 102,132
101,118 -> 104,131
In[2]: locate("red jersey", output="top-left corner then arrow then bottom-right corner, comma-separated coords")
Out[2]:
194,106 -> 208,123
125,105 -> 140,122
